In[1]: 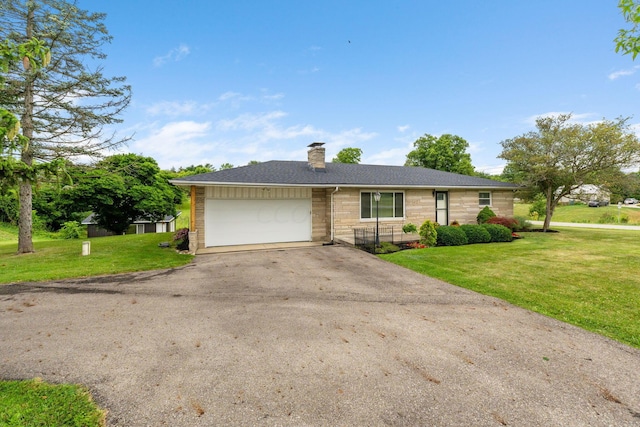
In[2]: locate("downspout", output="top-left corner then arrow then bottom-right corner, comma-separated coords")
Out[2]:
330,186 -> 340,242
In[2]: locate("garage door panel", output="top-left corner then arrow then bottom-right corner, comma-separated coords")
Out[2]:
205,199 -> 311,247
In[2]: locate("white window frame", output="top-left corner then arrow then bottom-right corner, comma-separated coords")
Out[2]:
360,191 -> 405,220
479,191 -> 492,206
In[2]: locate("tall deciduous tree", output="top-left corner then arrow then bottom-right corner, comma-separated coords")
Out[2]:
72,154 -> 180,235
332,147 -> 362,164
0,1 -> 131,253
615,0 -> 640,59
405,134 -> 475,175
499,114 -> 640,231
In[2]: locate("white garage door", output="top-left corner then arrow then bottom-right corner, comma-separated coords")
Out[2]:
205,198 -> 312,247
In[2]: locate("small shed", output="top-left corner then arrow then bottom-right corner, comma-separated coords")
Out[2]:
81,212 -> 180,238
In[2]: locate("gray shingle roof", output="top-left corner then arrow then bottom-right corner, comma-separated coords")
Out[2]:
170,161 -> 518,189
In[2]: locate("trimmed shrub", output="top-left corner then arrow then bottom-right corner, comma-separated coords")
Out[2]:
476,206 -> 496,224
481,224 -> 513,242
419,220 -> 437,247
436,225 -> 468,246
459,224 -> 491,244
486,216 -> 518,231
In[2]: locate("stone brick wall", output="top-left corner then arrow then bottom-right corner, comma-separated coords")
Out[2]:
449,189 -> 515,224
194,186 -> 205,249
311,188 -> 329,241
331,188 -> 515,237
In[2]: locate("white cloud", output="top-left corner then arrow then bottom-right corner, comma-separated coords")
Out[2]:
365,147 -> 408,166
146,101 -> 202,117
397,125 -> 410,133
216,111 -> 289,132
608,66 -> 640,80
129,121 -> 212,167
475,164 -> 505,175
153,44 -> 191,67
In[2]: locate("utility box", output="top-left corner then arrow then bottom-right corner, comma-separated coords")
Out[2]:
82,241 -> 91,256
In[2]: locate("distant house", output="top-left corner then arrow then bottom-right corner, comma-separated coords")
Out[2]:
81,212 -> 180,238
558,185 -> 610,205
170,143 -> 518,250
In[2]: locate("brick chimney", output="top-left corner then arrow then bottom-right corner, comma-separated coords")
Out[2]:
307,142 -> 326,170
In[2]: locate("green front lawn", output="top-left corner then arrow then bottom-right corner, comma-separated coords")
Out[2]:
0,379 -> 105,427
380,227 -> 640,349
0,232 -> 193,284
515,202 -> 640,225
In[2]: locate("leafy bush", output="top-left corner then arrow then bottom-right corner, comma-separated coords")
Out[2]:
419,220 -> 437,247
31,210 -> 47,232
486,216 -> 519,231
402,223 -> 417,233
450,220 -> 460,226
376,241 -> 400,254
476,206 -> 496,224
436,225 -> 468,246
481,224 -> 513,242
0,192 -> 18,224
513,216 -> 532,231
459,224 -> 491,244
60,221 -> 82,239
529,194 -> 547,219
174,227 -> 190,251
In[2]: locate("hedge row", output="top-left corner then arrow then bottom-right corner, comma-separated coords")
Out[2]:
436,224 -> 513,246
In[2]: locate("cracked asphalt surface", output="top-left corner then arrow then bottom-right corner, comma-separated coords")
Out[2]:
1,245 -> 639,426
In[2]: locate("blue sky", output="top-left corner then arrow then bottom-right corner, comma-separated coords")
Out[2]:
91,1 -> 640,173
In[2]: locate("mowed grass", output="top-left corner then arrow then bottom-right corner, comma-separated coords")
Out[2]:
0,232 -> 193,284
0,379 -> 105,427
515,202 -> 640,224
380,227 -> 640,348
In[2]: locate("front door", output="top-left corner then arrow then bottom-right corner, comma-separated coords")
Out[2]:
435,191 -> 449,225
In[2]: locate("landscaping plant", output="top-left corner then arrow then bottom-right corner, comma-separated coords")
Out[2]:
486,216 -> 519,231
481,224 -> 513,242
435,225 -> 468,246
418,219 -> 437,247
476,206 -> 496,224
402,223 -> 417,234
459,224 -> 492,244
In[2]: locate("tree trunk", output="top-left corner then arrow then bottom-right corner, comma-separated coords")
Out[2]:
18,181 -> 34,253
17,4 -> 36,254
542,187 -> 558,233
542,186 -> 554,232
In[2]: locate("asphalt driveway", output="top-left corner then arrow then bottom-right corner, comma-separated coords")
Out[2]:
1,245 -> 639,426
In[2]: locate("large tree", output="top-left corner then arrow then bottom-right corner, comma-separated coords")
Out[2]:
405,133 -> 475,175
72,154 -> 180,235
332,147 -> 362,164
499,114 -> 640,231
0,1 -> 131,253
615,0 -> 640,59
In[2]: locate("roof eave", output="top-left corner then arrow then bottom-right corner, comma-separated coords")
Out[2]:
169,180 -> 518,190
